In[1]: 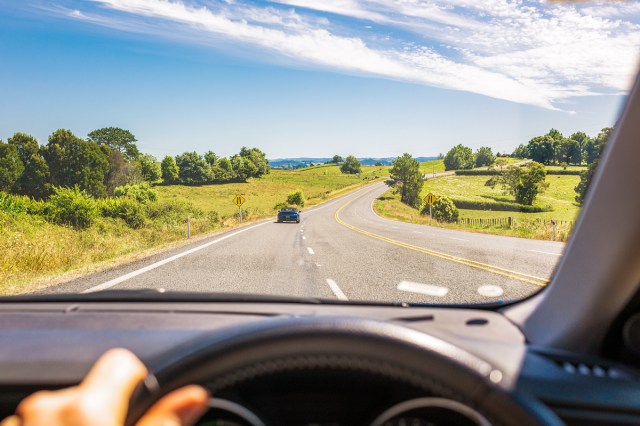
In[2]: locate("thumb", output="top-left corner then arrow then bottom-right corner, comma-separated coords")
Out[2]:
136,385 -> 209,426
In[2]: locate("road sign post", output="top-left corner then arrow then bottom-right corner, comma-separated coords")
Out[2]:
233,194 -> 246,224
423,193 -> 437,226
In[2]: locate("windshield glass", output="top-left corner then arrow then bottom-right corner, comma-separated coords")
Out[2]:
0,0 -> 638,304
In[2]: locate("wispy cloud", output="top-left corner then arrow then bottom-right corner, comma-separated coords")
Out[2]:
56,0 -> 640,110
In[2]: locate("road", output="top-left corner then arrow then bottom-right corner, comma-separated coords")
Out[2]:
43,182 -> 564,304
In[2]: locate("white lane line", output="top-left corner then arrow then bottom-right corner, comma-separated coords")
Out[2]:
397,281 -> 449,297
82,220 -> 272,294
302,236 -> 307,240
326,279 -> 348,301
449,237 -> 469,242
478,285 -> 504,297
307,247 -> 315,255
528,249 -> 562,256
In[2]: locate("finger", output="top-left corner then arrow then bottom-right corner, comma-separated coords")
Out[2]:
0,415 -> 22,426
79,348 -> 148,423
15,388 -> 79,425
136,385 -> 209,426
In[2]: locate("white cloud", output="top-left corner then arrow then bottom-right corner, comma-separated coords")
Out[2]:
59,0 -> 640,109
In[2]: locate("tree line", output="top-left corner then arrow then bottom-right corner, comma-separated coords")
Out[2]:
0,127 -> 270,199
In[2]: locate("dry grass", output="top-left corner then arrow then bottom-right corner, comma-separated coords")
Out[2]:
0,166 -> 386,295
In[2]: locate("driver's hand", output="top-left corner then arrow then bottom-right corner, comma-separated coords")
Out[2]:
0,349 -> 209,426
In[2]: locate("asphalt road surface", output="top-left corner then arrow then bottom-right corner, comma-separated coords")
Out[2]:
43,182 -> 564,304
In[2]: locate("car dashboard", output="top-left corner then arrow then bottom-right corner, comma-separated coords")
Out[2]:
0,301 -> 639,426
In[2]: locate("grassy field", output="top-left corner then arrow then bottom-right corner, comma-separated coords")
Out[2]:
0,165 -> 387,295
156,164 -> 389,219
374,171 -> 582,241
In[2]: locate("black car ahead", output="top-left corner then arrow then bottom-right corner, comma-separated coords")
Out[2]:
277,207 -> 301,223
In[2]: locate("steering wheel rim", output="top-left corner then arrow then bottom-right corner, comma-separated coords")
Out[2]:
125,316 -> 563,426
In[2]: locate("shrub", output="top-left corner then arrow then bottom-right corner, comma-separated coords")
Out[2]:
451,198 -> 552,213
46,186 -> 98,229
455,169 -> 502,176
99,198 -> 147,229
0,192 -> 28,214
113,183 -> 158,203
273,202 -> 288,211
286,190 -> 305,207
145,200 -> 194,225
421,195 -> 459,222
207,211 -> 219,226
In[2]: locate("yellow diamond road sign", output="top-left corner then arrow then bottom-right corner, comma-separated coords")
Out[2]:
424,193 -> 437,205
233,194 -> 245,207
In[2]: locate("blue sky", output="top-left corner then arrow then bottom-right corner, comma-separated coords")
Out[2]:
1,0 -> 639,159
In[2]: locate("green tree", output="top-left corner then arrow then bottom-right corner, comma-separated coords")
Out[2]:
332,155 -> 343,164
486,162 -> 548,205
161,156 -> 179,183
575,127 -> 611,203
374,161 -> 384,166
204,151 -> 218,166
137,154 -> 161,182
474,146 -> 495,167
512,144 -> 528,159
443,144 -> 474,170
231,154 -> 258,182
569,131 -> 590,164
87,127 -> 140,160
340,155 -> 361,174
212,157 -> 235,181
385,153 -> 423,208
0,142 -> 24,193
7,132 -> 51,199
43,129 -> 110,198
175,152 -> 210,184
526,135 -> 555,164
239,147 -> 270,177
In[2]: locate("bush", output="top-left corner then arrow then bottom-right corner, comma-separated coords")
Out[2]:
0,192 -> 28,214
113,182 -> 158,203
99,198 -> 147,229
207,211 -> 219,226
421,195 -> 459,222
273,202 -> 288,211
145,200 -> 194,225
46,186 -> 98,229
286,190 -> 305,207
546,169 -> 582,175
455,169 -> 502,176
452,198 -> 552,213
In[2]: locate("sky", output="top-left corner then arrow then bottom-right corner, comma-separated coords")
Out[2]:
1,0 -> 639,159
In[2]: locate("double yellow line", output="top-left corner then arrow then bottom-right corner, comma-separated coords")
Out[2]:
334,188 -> 549,287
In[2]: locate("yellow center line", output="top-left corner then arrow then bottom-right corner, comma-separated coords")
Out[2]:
335,187 -> 548,287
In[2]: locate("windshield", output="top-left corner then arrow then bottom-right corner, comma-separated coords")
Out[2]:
0,0 -> 638,305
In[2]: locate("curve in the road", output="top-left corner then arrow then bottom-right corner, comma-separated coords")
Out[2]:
334,185 -> 549,287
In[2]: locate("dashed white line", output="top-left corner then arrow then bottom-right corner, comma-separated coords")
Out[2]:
302,236 -> 307,240
528,249 -> 562,256
397,281 -> 449,297
307,247 -> 315,255
82,220 -> 272,294
478,285 -> 504,297
326,279 -> 348,301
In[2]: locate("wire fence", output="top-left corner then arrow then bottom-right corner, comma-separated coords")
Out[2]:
455,217 -> 573,228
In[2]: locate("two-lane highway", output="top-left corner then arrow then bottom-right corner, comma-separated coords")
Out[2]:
43,182 -> 563,304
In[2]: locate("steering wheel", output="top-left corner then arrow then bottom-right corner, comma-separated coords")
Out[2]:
125,316 -> 563,426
